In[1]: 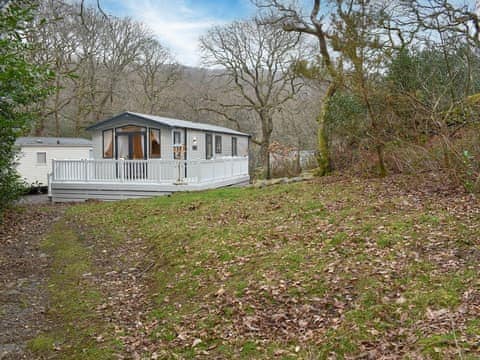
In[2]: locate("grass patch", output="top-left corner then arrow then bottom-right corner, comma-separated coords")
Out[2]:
31,221 -> 118,359
27,334 -> 56,354
36,176 -> 480,358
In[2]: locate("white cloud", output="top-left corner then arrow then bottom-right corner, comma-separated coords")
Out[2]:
120,0 -> 227,67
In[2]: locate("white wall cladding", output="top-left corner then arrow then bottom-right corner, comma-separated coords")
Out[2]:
92,130 -> 103,159
237,136 -> 249,157
185,130 -> 249,160
187,129 -> 205,160
16,146 -> 92,186
160,127 -> 173,160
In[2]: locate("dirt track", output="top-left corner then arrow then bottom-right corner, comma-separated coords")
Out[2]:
0,205 -> 67,359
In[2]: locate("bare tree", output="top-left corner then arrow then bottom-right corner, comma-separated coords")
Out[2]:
28,0 -> 180,136
200,19 -> 302,179
136,37 -> 181,114
28,0 -> 79,135
256,0 -> 343,176
96,16 -> 150,119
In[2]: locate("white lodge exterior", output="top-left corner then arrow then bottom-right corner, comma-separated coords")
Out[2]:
49,112 -> 250,202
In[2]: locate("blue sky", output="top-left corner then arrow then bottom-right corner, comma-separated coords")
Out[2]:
99,0 -> 254,66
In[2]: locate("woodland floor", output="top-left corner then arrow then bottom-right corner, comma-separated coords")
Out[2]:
1,173 -> 480,359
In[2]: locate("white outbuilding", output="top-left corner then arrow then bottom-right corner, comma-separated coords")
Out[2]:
15,137 -> 92,188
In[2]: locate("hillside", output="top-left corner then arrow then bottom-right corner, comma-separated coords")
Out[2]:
19,174 -> 480,358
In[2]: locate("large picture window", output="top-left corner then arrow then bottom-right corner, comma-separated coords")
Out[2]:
103,129 -> 113,158
232,137 -> 238,156
150,129 -> 161,158
215,135 -> 222,154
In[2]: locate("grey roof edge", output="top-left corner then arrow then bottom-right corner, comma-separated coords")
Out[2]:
15,137 -> 92,147
86,112 -> 251,137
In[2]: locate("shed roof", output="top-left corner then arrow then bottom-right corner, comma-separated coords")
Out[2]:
85,112 -> 250,137
15,137 -> 92,147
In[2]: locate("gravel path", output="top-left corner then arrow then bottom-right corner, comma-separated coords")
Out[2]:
0,205 -> 67,359
16,194 -> 51,205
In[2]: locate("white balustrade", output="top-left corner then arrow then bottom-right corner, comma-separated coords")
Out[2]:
50,157 -> 249,185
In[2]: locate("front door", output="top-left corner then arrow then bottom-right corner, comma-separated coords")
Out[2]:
115,126 -> 147,179
116,133 -> 146,160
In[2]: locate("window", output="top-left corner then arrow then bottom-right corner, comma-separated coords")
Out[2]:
173,130 -> 183,160
232,137 -> 238,156
36,152 -> 46,165
173,130 -> 182,145
116,125 -> 146,133
150,129 -> 161,158
215,135 -> 222,154
103,129 -> 113,158
206,133 -> 213,159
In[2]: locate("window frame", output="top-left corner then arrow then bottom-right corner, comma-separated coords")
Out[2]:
102,129 -> 114,159
173,130 -> 182,145
231,137 -> 238,157
173,130 -> 183,160
36,151 -> 47,165
215,135 -> 222,154
206,133 -> 213,160
149,128 -> 161,158
116,125 -> 146,133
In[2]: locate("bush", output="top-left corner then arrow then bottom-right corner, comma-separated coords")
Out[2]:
0,3 -> 53,213
271,156 -> 301,178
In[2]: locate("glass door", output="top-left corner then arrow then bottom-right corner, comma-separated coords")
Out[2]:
115,126 -> 147,179
117,134 -> 130,159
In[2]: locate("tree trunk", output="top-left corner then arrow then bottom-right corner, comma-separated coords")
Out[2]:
54,74 -> 61,136
315,82 -> 337,176
360,78 -> 387,178
376,143 -> 387,177
34,102 -> 46,136
261,140 -> 271,179
260,113 -> 273,179
295,149 -> 301,174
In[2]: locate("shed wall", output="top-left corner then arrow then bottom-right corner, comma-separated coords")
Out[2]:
16,146 -> 92,186
237,136 -> 249,157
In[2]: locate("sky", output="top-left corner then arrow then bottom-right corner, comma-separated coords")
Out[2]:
98,0 -> 255,66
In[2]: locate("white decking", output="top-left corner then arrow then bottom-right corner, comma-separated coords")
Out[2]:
49,157 -> 249,202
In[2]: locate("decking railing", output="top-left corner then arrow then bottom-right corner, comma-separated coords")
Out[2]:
50,157 -> 249,185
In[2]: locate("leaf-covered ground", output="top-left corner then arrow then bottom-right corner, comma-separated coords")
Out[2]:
31,174 -> 480,359
0,204 -> 66,359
